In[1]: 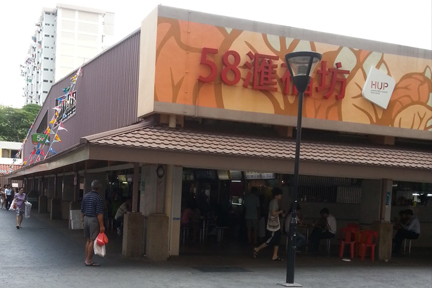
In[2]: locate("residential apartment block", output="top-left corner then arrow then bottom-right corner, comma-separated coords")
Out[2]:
21,4 -> 115,105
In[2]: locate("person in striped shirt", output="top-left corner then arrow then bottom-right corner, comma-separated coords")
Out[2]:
81,180 -> 105,266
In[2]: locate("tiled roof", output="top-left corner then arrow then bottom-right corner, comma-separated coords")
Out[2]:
88,125 -> 432,170
0,164 -> 22,175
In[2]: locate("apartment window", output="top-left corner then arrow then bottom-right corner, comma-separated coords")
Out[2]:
50,81 -> 53,83
44,68 -> 48,71
45,34 -> 50,37
44,57 -> 49,60
43,91 -> 48,93
50,69 -> 53,71
43,80 -> 48,82
50,58 -> 53,60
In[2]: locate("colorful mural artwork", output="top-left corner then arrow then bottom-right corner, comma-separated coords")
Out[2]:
154,17 -> 432,131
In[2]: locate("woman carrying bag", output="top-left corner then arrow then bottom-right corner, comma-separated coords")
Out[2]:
253,187 -> 285,261
14,187 -> 27,229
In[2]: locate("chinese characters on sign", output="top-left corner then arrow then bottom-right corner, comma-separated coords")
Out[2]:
198,47 -> 350,100
55,91 -> 77,122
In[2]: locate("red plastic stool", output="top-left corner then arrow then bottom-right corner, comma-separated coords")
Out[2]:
339,227 -> 357,259
347,223 -> 360,230
360,230 -> 378,262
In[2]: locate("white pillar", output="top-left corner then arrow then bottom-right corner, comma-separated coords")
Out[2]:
381,179 -> 393,222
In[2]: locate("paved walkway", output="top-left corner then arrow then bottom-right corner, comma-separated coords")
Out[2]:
1,209 -> 431,288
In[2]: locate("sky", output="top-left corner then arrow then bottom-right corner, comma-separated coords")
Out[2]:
1,0 -> 431,108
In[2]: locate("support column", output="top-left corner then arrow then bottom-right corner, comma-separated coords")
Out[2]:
140,165 -> 163,216
73,166 -> 79,202
140,164 -> 168,260
165,164 -> 173,252
360,180 -> 382,227
62,174 -> 74,220
69,167 -> 82,229
380,179 -> 393,222
51,174 -> 62,220
169,166 -> 183,256
122,212 -> 145,257
122,163 -> 145,256
132,163 -> 139,212
372,179 -> 393,261
38,176 -> 48,214
360,179 -> 393,261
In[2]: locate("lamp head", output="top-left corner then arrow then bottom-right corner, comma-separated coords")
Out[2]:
285,51 -> 322,93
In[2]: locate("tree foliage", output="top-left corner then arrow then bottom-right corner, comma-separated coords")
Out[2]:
0,104 -> 41,142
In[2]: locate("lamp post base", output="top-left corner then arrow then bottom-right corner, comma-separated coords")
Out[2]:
277,283 -> 303,287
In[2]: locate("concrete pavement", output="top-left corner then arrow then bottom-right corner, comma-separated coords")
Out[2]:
0,209 -> 431,288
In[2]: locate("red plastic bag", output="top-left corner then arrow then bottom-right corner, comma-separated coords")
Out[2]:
96,232 -> 109,246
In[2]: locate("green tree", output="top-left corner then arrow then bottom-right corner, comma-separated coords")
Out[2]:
0,104 -> 41,142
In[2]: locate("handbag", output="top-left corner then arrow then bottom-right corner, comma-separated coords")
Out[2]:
266,214 -> 280,232
25,201 -> 32,219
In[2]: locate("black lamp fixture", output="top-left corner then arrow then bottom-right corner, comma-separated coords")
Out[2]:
281,51 -> 322,287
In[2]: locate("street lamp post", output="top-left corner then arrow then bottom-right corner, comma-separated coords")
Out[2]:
281,51 -> 322,287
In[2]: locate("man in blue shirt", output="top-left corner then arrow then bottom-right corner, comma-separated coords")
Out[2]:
81,180 -> 105,266
5,185 -> 13,210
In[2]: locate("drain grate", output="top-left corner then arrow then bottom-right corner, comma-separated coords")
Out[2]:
193,266 -> 250,273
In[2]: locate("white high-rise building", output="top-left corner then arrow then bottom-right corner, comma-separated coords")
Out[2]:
21,4 -> 115,105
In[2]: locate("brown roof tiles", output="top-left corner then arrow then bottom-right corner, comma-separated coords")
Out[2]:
88,125 -> 432,170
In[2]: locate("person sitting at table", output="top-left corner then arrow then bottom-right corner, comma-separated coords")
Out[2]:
394,209 -> 408,229
114,197 -> 132,235
392,209 -> 420,255
181,202 -> 193,228
285,205 -> 306,252
309,208 -> 337,252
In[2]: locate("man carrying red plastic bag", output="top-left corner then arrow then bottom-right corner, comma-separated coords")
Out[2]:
94,232 -> 109,257
81,180 -> 106,266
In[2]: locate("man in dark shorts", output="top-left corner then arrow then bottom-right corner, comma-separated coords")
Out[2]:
254,187 -> 284,261
81,180 -> 105,266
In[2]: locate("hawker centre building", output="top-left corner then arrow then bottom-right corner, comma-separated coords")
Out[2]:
7,6 -> 432,261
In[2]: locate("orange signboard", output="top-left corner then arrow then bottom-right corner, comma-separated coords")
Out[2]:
152,16 -> 432,134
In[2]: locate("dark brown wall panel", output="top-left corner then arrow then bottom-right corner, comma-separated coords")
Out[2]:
23,31 -> 141,160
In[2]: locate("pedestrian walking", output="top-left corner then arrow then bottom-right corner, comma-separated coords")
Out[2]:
81,180 -> 105,266
253,187 -> 284,261
14,188 -> 27,229
244,186 -> 260,245
5,185 -> 13,210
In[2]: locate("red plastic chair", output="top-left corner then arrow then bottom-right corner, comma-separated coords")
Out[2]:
339,227 -> 357,258
347,223 -> 360,230
360,230 -> 378,262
